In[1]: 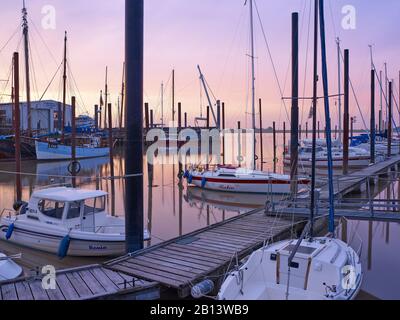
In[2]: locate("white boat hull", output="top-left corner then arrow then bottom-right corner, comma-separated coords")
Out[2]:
284,156 -> 370,168
35,141 -> 109,161
218,238 -> 363,300
189,170 -> 309,194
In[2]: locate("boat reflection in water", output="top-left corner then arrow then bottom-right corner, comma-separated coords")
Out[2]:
184,186 -> 267,213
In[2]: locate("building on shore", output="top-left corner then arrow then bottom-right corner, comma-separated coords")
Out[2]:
0,100 -> 72,135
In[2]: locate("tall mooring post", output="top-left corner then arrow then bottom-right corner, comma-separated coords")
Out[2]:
125,0 -> 144,253
343,49 -> 350,174
370,69 -> 376,164
290,12 -> 299,196
13,52 -> 22,202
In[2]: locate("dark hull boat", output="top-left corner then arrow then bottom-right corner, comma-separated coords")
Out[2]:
0,137 -> 36,161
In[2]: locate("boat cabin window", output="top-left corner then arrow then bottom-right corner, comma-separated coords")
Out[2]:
38,200 -> 65,220
67,201 -> 82,219
84,196 -> 106,214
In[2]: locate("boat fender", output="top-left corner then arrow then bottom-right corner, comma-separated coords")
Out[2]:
191,280 -> 214,299
58,235 -> 71,259
201,177 -> 207,188
183,170 -> 189,179
188,174 -> 193,184
5,223 -> 15,240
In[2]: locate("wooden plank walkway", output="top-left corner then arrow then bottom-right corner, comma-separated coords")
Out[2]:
0,264 -> 158,301
105,210 -> 304,297
318,155 -> 400,200
0,210 -> 305,300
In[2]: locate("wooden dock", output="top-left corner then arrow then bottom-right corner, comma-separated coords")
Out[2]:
0,209 -> 306,300
318,155 -> 400,200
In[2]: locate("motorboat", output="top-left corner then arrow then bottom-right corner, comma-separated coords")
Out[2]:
0,253 -> 23,281
218,236 -> 363,300
0,187 -> 150,257
185,165 -> 310,194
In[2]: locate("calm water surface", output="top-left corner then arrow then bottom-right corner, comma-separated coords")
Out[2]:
0,134 -> 399,299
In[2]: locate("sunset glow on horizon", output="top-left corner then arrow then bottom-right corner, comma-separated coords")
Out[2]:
0,0 -> 399,130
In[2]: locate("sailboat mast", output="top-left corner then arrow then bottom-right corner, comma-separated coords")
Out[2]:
336,38 -> 342,142
161,82 -> 164,128
22,0 -> 31,137
104,66 -> 108,129
319,0 -> 335,234
61,31 -> 67,142
309,0 -> 319,239
249,0 -> 256,170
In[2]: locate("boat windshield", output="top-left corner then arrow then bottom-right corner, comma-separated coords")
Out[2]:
38,200 -> 65,220
84,196 -> 105,214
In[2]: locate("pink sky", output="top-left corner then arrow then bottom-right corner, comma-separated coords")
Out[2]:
0,0 -> 399,129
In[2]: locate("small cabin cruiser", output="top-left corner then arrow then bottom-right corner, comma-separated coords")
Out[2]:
218,237 -> 363,300
0,253 -> 23,281
185,165 -> 310,194
0,187 -> 150,257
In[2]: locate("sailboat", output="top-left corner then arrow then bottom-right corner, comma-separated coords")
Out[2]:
218,0 -> 363,300
186,0 -> 310,194
35,32 -> 110,161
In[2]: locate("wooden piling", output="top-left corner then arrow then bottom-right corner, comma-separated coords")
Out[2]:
13,52 -> 21,202
206,106 -> 210,129
259,99 -> 264,169
222,102 -> 226,165
144,103 -> 150,130
71,96 -> 77,188
317,121 -> 320,139
290,12 -> 299,196
184,112 -> 187,128
283,122 -> 286,155
273,121 -> 277,173
388,81 -> 392,157
108,103 -> 115,216
150,109 -> 154,128
178,102 -> 182,130
237,121 -> 241,167
370,69 -> 376,164
94,105 -> 99,131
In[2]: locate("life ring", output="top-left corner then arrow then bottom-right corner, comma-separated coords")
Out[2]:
68,161 -> 81,175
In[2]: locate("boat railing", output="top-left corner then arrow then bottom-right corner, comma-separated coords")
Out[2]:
33,183 -> 73,192
0,208 -> 14,219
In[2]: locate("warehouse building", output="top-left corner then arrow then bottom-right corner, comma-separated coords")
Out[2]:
0,100 -> 72,134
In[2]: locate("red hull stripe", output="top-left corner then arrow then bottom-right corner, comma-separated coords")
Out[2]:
191,176 -> 310,185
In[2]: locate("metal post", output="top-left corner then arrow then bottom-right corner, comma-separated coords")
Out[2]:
388,81 -> 393,157
290,12 -> 299,196
13,52 -> 21,202
125,0 -> 144,253
144,103 -> 150,130
259,99 -> 264,169
108,103 -> 115,216
343,49 -> 353,175
71,96 -> 77,188
273,121 -> 277,173
222,102 -> 226,165
370,69 -> 376,164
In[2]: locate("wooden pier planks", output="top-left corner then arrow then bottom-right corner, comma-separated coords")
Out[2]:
0,265 -> 156,301
105,211 -> 301,295
319,155 -> 400,200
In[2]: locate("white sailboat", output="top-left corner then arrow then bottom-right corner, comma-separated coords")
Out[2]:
218,0 -> 363,300
0,187 -> 150,257
187,0 -> 310,194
